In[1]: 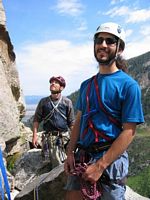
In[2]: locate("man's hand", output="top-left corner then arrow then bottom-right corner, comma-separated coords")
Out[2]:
32,134 -> 38,148
82,162 -> 104,184
32,121 -> 40,148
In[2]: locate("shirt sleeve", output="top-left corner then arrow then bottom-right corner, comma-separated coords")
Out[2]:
76,81 -> 86,112
122,83 -> 144,124
33,99 -> 43,123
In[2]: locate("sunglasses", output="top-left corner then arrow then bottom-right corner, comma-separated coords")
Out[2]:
94,37 -> 117,45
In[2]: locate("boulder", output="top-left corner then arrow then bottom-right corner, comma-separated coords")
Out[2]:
14,164 -> 66,200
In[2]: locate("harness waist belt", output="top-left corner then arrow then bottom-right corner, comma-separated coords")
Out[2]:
44,130 -> 68,136
77,140 -> 114,153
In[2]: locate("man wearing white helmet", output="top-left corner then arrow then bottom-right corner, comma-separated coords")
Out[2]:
32,76 -> 75,168
64,22 -> 144,200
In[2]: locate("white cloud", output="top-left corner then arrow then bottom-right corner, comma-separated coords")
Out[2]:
126,9 -> 150,23
16,40 -> 97,96
16,35 -> 150,96
140,25 -> 150,36
53,0 -> 84,16
125,29 -> 133,38
123,35 -> 150,59
106,6 -> 150,23
77,20 -> 87,31
105,6 -> 129,17
111,0 -> 125,5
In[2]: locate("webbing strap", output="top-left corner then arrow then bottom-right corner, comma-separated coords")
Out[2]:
44,96 -> 67,124
85,76 -> 102,142
44,96 -> 62,122
0,147 -> 11,200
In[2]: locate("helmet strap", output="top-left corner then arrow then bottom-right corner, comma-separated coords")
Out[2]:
116,39 -> 120,55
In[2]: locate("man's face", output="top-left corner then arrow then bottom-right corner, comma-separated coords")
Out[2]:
94,32 -> 118,65
50,80 -> 63,94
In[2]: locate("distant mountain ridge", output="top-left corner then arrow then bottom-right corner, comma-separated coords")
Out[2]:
25,95 -> 44,105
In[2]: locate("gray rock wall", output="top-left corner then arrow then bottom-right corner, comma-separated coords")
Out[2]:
0,0 -> 25,145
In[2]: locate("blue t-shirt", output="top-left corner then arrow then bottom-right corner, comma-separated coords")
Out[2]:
77,70 -> 144,147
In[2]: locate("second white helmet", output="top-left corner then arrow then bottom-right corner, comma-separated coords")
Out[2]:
94,22 -> 125,50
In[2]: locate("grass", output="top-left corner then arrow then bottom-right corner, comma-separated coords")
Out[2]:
127,127 -> 150,198
6,152 -> 21,172
127,166 -> 150,198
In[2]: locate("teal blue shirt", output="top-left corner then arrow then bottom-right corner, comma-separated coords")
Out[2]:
77,70 -> 144,148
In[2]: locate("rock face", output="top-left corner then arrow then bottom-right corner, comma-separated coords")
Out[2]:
0,0 -> 25,145
14,164 -> 67,200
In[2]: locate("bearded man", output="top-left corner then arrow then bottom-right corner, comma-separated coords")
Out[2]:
32,76 -> 75,168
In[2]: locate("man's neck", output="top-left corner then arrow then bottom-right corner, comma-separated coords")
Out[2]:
99,62 -> 118,74
50,93 -> 61,101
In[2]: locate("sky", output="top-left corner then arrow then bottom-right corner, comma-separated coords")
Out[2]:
2,0 -> 150,96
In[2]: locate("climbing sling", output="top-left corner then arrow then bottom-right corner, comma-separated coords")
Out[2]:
0,147 -> 11,200
81,74 -> 122,143
44,96 -> 67,124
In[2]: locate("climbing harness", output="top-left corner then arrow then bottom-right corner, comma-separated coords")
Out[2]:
0,147 -> 11,200
82,74 -> 122,142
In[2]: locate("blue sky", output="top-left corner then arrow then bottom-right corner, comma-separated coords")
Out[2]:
2,0 -> 150,96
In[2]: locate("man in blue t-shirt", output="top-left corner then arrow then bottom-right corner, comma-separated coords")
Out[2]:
64,22 -> 144,200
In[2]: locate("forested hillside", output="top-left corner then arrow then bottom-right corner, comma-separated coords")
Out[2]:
127,51 -> 150,126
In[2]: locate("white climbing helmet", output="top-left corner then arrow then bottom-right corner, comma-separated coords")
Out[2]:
94,22 -> 125,50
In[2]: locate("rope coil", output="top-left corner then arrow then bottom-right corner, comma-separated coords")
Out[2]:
72,163 -> 102,200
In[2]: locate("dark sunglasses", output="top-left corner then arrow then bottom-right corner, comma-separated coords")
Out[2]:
94,37 -> 117,45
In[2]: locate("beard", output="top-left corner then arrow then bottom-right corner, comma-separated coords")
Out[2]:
94,48 -> 116,66
50,85 -> 61,94
50,89 -> 61,94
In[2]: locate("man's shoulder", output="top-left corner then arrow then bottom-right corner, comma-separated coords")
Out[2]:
61,96 -> 73,106
80,75 -> 95,90
119,70 -> 138,85
61,96 -> 71,102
